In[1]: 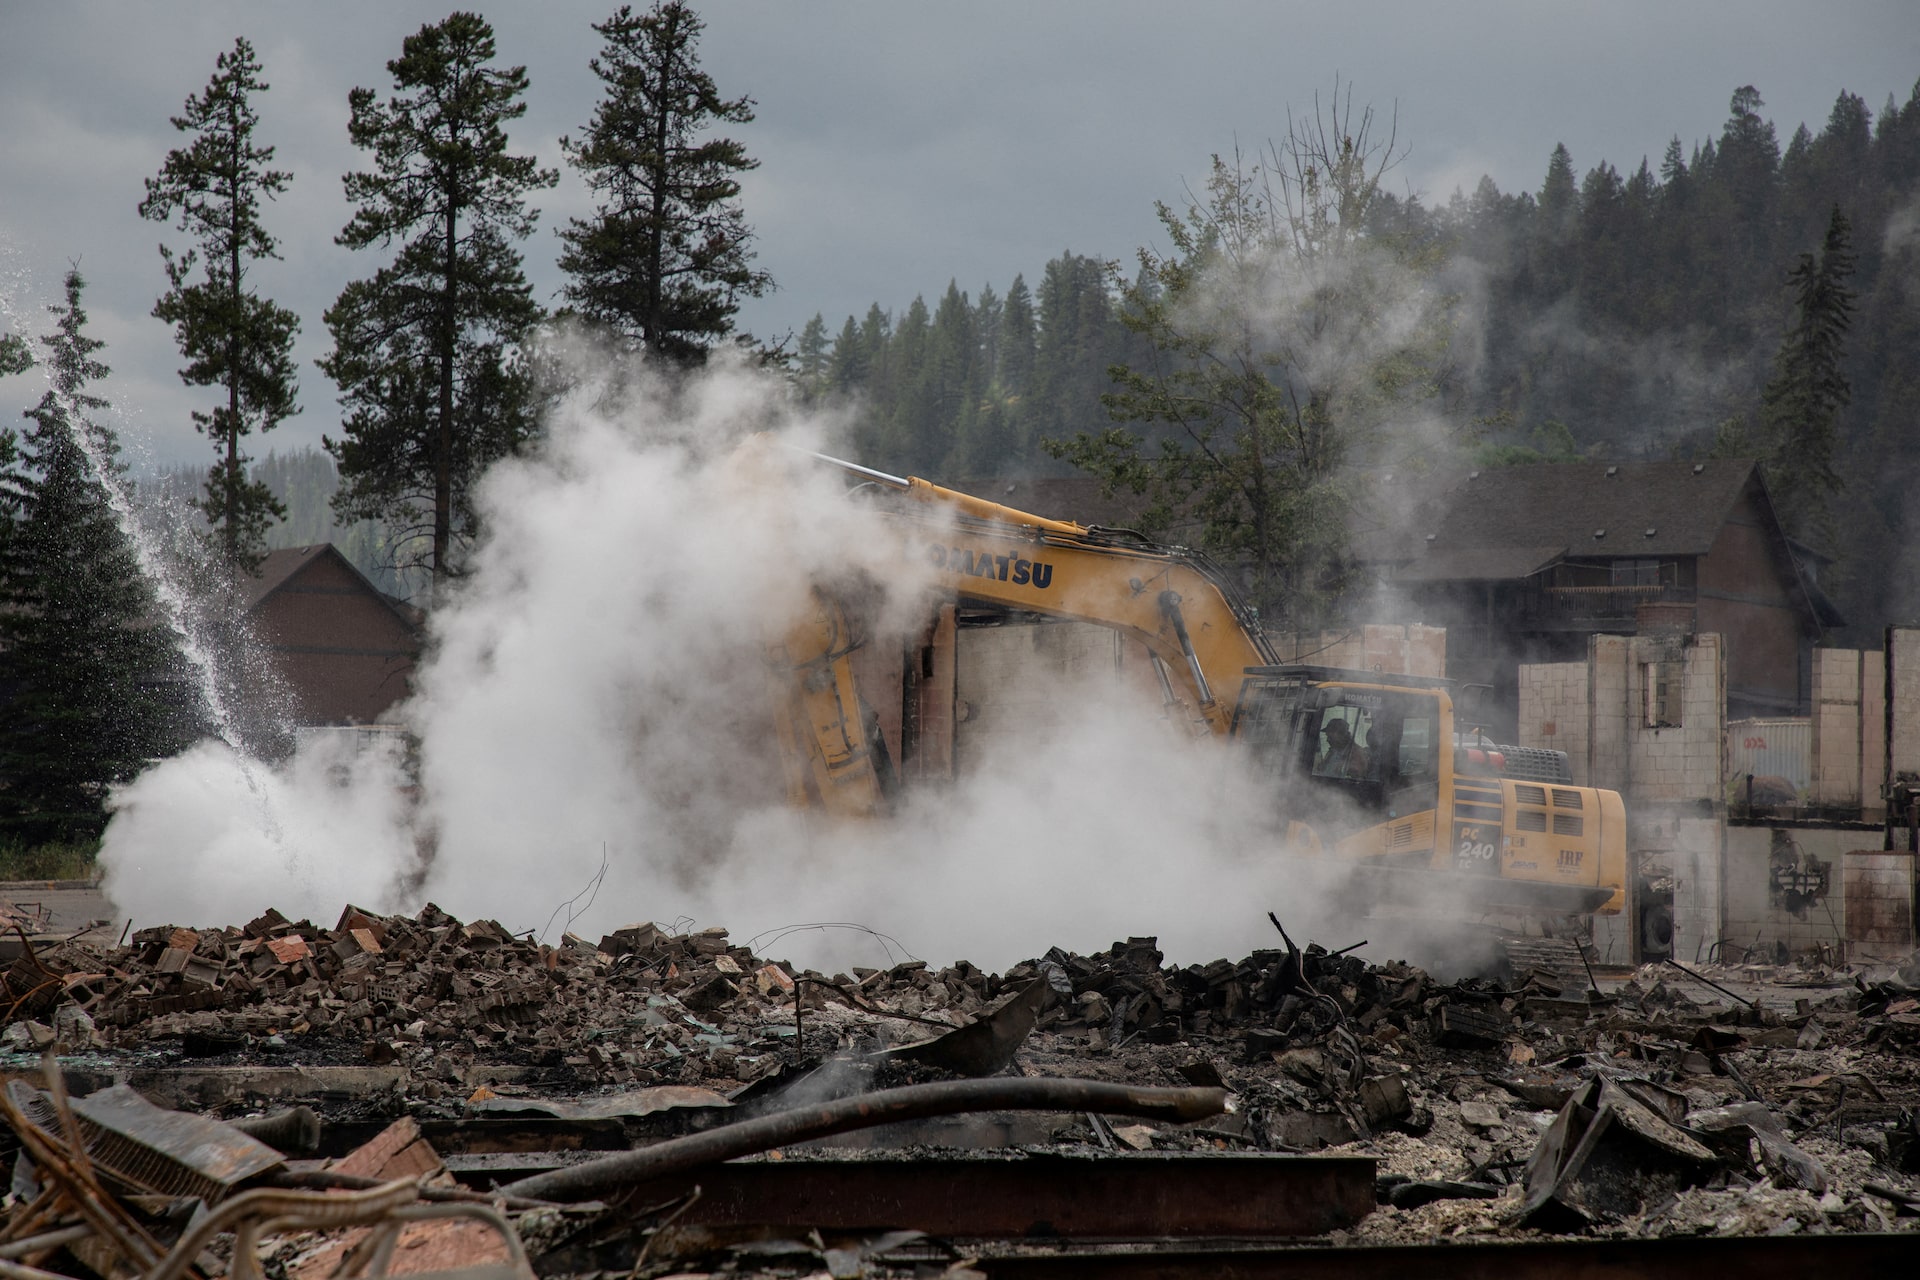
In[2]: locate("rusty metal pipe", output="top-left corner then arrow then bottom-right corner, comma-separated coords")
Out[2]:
0,1226 -> 92,1261
501,1078 -> 1227,1203
0,1258 -> 74,1280
146,1180 -> 420,1280
267,1169 -> 560,1212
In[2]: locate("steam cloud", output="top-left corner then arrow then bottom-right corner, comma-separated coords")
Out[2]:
100,341 -> 1343,971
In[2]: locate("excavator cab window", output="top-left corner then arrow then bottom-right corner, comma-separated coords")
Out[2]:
1232,679 -> 1441,826
1308,693 -> 1442,818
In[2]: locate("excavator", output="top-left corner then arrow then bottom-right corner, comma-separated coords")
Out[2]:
766,446 -> 1626,923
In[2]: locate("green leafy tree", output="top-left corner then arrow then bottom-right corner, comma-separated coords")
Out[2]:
139,37 -> 300,574
1048,92 -> 1450,623
1763,203 -> 1857,542
320,12 -> 556,584
0,270 -> 194,842
557,2 -> 770,363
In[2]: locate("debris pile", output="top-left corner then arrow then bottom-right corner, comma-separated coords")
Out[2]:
1,898 -> 1918,1269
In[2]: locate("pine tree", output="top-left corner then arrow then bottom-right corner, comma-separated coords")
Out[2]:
925,280 -> 977,469
888,296 -> 934,470
139,37 -> 300,574
973,282 -> 1002,393
320,12 -> 556,584
1763,204 -> 1857,543
557,2 -> 769,363
1533,143 -> 1580,295
827,314 -> 866,393
998,275 -> 1036,391
0,333 -> 29,377
1032,253 -> 1118,440
795,312 -> 828,400
0,270 -> 194,843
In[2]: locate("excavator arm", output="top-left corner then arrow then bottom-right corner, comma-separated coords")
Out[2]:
824,453 -> 1277,734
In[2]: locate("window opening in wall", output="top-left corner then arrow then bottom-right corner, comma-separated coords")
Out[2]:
1644,661 -> 1682,727
1611,559 -> 1671,587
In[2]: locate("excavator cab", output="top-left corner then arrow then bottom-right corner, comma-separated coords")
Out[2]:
1231,667 -> 1449,847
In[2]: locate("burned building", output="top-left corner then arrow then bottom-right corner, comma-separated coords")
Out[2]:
1365,459 -> 1840,732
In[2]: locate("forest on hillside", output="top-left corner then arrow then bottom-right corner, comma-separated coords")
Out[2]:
796,83 -> 1920,641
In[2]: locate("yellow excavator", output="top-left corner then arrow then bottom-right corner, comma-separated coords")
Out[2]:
767,447 -> 1625,920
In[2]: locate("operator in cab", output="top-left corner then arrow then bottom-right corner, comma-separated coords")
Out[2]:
1315,717 -> 1369,779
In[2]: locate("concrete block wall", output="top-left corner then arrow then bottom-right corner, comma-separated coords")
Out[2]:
1720,826 -> 1859,957
1588,635 -> 1631,794
1811,648 -> 1862,807
1864,648 -> 1887,819
1889,628 -> 1920,782
1517,662 -> 1591,783
1845,852 -> 1916,957
1522,636 -> 1728,963
1269,623 -> 1446,678
1565,632 -> 1725,805
952,618 -> 1163,775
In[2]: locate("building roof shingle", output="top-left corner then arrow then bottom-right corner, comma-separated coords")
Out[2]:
1374,458 -> 1763,574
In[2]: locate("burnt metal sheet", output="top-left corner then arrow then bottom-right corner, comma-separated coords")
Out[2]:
962,1232 -> 1920,1278
464,1085 -> 731,1121
66,1083 -> 284,1202
876,977 -> 1050,1076
614,1152 -> 1374,1239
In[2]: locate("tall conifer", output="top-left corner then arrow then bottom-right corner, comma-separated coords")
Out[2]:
0,271 -> 193,842
139,37 -> 300,573
558,3 -> 770,363
320,12 -> 556,584
1764,204 -> 1857,542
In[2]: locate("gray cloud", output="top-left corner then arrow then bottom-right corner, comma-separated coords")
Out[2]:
1,0 -> 1914,466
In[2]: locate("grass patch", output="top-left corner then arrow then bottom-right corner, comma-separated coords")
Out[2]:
0,837 -> 100,882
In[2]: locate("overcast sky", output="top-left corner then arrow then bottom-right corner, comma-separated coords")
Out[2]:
0,2 -> 1915,470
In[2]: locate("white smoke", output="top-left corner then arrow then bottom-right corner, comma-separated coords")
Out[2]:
1885,194 -> 1920,256
102,342 -> 1360,970
101,736 -> 416,925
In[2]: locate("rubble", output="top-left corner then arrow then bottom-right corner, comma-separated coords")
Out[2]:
0,899 -> 1915,1275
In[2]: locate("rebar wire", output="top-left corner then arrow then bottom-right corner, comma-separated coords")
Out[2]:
1662,956 -> 1760,1011
631,1186 -> 703,1274
742,921 -> 922,968
536,844 -> 610,944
